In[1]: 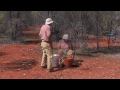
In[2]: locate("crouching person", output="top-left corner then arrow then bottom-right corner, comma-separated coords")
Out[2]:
57,34 -> 74,67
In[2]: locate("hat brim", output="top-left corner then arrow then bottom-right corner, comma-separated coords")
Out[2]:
62,37 -> 68,40
45,21 -> 53,24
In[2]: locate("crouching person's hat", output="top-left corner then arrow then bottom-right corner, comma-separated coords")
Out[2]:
62,34 -> 69,40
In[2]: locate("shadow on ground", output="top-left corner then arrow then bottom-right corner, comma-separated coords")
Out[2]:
76,53 -> 96,57
71,59 -> 83,67
0,52 -> 8,56
0,59 -> 37,72
85,46 -> 120,54
55,60 -> 84,72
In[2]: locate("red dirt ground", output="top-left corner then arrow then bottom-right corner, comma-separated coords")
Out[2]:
0,37 -> 120,79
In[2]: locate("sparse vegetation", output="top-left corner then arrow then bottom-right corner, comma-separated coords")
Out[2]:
0,11 -> 120,51
1,11 -> 120,78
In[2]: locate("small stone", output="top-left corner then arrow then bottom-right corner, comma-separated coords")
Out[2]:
60,77 -> 63,79
58,74 -> 62,76
23,73 -> 26,76
17,68 -> 21,71
22,64 -> 25,66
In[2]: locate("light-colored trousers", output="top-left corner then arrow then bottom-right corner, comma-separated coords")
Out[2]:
58,49 -> 74,57
41,42 -> 52,69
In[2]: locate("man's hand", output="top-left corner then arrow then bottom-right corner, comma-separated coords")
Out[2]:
50,42 -> 53,49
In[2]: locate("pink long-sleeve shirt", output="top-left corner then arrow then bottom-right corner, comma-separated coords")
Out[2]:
57,40 -> 73,50
39,24 -> 52,42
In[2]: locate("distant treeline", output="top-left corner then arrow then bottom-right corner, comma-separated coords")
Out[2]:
0,11 -> 120,50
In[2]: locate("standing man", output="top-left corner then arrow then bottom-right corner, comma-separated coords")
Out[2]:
39,18 -> 54,72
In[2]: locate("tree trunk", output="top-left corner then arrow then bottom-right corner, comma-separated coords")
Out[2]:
108,12 -> 113,49
96,12 -> 100,51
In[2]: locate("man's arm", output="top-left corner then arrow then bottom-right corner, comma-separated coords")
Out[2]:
46,27 -> 51,39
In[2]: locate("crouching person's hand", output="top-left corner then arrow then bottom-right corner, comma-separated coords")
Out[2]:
67,49 -> 74,56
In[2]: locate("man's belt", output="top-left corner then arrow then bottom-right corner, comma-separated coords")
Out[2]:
42,40 -> 50,43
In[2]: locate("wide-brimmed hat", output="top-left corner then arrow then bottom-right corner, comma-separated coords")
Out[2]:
45,18 -> 53,24
62,34 -> 69,40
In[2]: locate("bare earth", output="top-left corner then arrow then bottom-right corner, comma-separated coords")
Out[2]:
0,37 -> 120,79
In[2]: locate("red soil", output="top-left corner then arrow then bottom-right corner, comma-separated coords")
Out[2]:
0,36 -> 120,79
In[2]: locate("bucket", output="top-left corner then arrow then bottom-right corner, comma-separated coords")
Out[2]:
63,56 -> 74,68
52,54 -> 60,68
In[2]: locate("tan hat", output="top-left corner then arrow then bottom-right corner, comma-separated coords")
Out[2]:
45,18 -> 53,24
62,34 -> 69,40
67,50 -> 74,56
